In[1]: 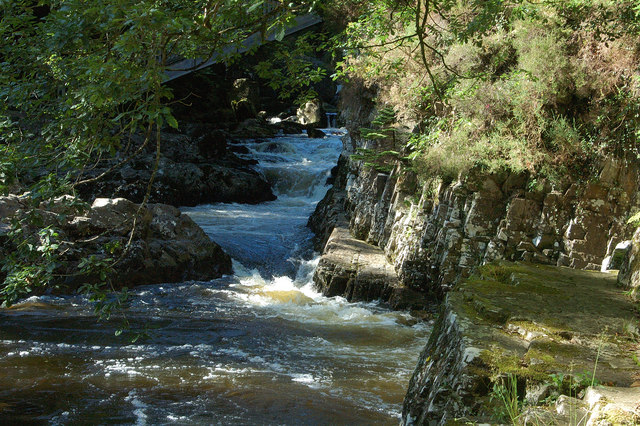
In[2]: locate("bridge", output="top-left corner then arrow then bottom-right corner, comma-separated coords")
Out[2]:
164,13 -> 322,82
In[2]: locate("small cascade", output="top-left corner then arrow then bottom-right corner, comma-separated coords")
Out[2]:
325,112 -> 338,128
0,128 -> 430,425
185,131 -> 344,276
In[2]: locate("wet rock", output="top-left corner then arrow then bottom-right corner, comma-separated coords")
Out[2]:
308,154 -> 351,250
306,128 -> 326,139
231,118 -> 278,139
272,119 -> 305,135
195,129 -> 228,159
0,195 -> 232,293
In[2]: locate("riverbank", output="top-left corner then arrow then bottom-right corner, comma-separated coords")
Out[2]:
307,103 -> 640,424
403,262 -> 639,424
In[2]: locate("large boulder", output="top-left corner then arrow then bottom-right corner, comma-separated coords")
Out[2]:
0,195 -> 232,295
78,130 -> 276,206
297,99 -> 326,127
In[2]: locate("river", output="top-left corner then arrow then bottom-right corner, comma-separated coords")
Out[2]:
0,130 -> 430,424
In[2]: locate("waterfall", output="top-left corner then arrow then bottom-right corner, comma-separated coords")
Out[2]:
325,112 -> 338,128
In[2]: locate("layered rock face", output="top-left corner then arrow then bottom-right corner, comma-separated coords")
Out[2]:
0,195 -> 232,292
309,126 -> 640,424
312,135 -> 639,298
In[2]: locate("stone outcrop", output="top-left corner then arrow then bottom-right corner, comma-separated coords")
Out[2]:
308,123 -> 640,424
312,134 -> 640,297
0,195 -> 232,292
78,128 -> 276,206
308,151 -> 431,308
402,262 -> 640,425
618,228 -> 640,301
314,220 -> 428,310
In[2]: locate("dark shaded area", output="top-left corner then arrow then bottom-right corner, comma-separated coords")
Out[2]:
77,127 -> 276,207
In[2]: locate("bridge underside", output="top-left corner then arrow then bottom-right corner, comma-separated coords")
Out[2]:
164,14 -> 322,82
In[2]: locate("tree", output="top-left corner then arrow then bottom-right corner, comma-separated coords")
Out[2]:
0,0 -> 315,312
332,0 -> 640,182
1,0 -> 313,193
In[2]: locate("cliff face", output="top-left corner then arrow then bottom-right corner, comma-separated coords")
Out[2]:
309,104 -> 640,423
311,131 -> 639,299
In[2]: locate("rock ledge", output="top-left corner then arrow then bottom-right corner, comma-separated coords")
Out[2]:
313,217 -> 429,310
402,262 -> 640,425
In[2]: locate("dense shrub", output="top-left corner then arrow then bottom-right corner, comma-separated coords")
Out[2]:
335,0 -> 640,185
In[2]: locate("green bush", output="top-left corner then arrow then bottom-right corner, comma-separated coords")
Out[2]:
338,0 -> 640,185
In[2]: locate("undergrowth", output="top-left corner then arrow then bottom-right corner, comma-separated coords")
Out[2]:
336,0 -> 640,186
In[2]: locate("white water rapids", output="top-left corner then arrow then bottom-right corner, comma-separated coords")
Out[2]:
0,130 -> 430,424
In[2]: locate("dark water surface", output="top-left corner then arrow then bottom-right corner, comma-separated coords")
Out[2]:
0,130 -> 430,425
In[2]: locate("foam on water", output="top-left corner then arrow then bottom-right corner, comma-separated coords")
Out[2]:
0,129 -> 431,425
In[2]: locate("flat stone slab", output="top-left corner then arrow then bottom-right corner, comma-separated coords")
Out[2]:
313,222 -> 428,309
403,261 -> 640,425
585,386 -> 640,423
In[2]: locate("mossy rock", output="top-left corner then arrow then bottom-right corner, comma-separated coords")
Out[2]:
451,261 -> 638,405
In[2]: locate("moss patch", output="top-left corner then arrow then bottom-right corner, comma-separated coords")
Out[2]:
450,261 -> 639,392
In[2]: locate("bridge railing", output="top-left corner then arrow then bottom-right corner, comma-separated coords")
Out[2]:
164,3 -> 322,81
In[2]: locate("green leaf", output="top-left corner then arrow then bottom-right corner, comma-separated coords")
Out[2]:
247,1 -> 265,13
166,114 -> 178,129
275,25 -> 286,42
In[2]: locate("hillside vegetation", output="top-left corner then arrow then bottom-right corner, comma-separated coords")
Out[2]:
331,0 -> 640,185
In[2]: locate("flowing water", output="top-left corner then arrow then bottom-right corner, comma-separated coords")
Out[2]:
0,130 -> 430,425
